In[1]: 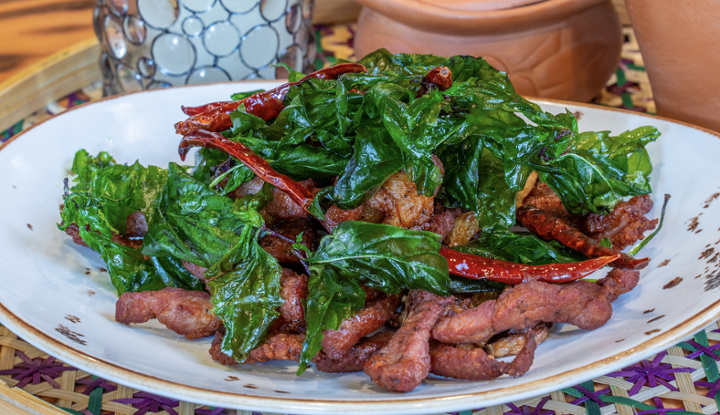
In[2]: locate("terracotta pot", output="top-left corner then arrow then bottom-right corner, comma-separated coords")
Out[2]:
354,0 -> 622,102
624,0 -> 720,132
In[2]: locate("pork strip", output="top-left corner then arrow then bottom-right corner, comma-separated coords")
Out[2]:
429,332 -> 537,380
322,294 -> 401,357
115,287 -> 221,340
488,323 -> 549,358
433,269 -> 639,345
582,195 -> 657,250
432,300 -> 494,345
259,218 -> 317,264
315,331 -> 394,373
209,331 -> 305,365
279,268 -> 308,332
493,268 -> 639,333
363,291 -> 452,392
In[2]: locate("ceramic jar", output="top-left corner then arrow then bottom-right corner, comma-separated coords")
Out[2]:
354,0 -> 622,102
624,0 -> 720,132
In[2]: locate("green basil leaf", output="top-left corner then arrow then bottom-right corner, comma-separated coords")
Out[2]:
306,221 -> 450,295
454,228 -> 587,265
297,265 -> 365,374
142,163 -> 246,267
205,226 -> 284,362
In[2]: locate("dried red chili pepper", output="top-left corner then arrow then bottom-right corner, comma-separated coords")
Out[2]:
516,204 -> 650,270
178,130 -> 314,211
440,247 -> 619,284
175,63 -> 367,135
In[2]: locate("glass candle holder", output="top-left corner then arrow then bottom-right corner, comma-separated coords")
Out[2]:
94,0 -> 316,96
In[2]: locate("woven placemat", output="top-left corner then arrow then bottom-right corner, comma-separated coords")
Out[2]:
1,24 -> 695,415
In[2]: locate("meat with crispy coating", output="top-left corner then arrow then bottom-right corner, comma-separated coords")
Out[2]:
279,268 -> 308,332
210,330 -> 238,366
245,332 -> 305,364
444,211 -> 480,247
429,334 -> 536,380
411,208 -> 457,242
321,204 -> 363,233
521,181 -> 658,250
521,181 -> 581,227
115,287 -> 222,340
321,294 -> 401,357
259,218 -> 317,264
125,211 -> 148,238
233,177 -> 318,220
367,171 -> 435,229
315,331 -> 394,373
181,260 -> 207,281
487,323 -> 549,358
209,330 -> 305,365
581,195 -> 658,250
433,269 -> 639,345
363,291 -> 452,392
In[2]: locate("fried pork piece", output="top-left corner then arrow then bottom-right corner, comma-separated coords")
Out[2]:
322,294 -> 402,358
125,211 -> 148,238
367,171 -> 435,228
411,204 -> 459,242
433,269 -> 639,345
209,330 -> 238,366
364,291 -> 453,392
321,204 -> 364,233
487,323 -> 549,358
315,331 -> 394,373
444,211 -> 480,247
429,333 -> 537,380
209,330 -> 305,365
521,181 -> 581,227
233,177 -> 318,220
211,330 -> 393,372
520,181 -> 657,250
279,269 -> 308,332
582,195 -> 658,250
115,287 -> 222,340
245,332 -> 305,364
182,260 -> 207,282
259,218 -> 317,264
432,300 -> 495,344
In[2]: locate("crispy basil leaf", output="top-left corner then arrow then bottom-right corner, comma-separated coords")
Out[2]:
306,221 -> 450,295
453,228 -> 586,265
78,231 -> 203,294
205,225 -> 283,363
329,122 -> 404,209
537,126 -> 659,214
59,151 -> 202,294
298,265 -> 365,374
142,163 -> 247,267
359,48 -> 446,76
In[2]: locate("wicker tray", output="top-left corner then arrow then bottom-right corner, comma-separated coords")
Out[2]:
1,27 -> 701,415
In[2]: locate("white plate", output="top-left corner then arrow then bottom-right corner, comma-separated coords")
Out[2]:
1,81 -> 719,415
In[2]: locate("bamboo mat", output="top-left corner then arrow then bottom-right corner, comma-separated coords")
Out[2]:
0,25 -> 686,415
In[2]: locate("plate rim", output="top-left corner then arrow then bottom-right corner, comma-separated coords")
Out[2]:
1,83 -> 719,414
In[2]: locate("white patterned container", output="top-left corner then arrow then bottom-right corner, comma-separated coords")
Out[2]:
94,0 -> 316,95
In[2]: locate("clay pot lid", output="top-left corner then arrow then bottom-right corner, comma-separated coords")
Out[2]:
355,0 -> 606,36
414,0 -> 547,12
